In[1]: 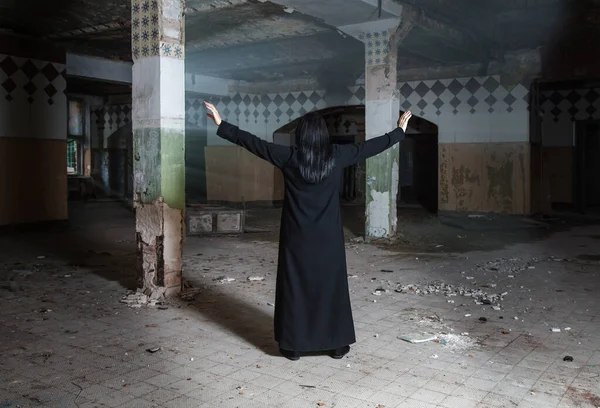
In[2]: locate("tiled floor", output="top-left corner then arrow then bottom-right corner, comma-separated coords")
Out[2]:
1,202 -> 599,407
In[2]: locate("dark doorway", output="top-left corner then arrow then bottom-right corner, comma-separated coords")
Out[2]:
399,116 -> 439,213
575,120 -> 600,213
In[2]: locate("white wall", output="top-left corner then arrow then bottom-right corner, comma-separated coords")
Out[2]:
396,75 -> 530,144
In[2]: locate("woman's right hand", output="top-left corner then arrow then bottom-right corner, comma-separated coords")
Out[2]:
398,110 -> 412,132
204,101 -> 222,126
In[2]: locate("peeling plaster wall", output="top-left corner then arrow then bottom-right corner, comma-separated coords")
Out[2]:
438,143 -> 530,214
0,49 -> 68,225
397,75 -> 532,214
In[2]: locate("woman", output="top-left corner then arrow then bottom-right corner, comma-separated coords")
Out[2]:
205,101 -> 412,360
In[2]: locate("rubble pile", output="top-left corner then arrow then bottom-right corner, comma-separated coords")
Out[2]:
389,256 -> 545,309
439,333 -> 479,352
478,256 -> 541,275
120,290 -> 160,308
394,281 -> 506,308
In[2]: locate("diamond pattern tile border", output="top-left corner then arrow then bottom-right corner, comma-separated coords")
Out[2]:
185,76 -> 528,128
395,75 -> 530,120
0,54 -> 66,105
540,88 -> 600,122
186,87 -> 365,127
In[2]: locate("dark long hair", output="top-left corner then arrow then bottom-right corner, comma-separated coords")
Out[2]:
295,113 -> 334,184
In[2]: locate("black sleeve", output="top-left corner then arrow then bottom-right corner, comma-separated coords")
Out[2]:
335,128 -> 406,167
216,121 -> 292,168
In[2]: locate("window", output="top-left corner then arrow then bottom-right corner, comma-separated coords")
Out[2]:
67,99 -> 84,175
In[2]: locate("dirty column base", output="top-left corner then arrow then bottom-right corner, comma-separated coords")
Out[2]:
135,197 -> 183,297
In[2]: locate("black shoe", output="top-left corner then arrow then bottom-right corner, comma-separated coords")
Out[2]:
279,348 -> 300,361
330,345 -> 350,359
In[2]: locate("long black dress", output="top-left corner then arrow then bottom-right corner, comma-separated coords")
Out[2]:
217,121 -> 406,352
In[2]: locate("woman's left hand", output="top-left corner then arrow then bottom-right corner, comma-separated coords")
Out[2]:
204,101 -> 222,126
397,110 -> 412,132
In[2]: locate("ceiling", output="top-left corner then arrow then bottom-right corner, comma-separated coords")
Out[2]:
0,0 -> 598,83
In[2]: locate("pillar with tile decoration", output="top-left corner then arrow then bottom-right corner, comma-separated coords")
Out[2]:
351,18 -> 408,238
131,0 -> 185,297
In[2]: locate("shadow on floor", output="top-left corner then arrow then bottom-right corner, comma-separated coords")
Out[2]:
181,279 -> 279,356
0,200 -> 138,290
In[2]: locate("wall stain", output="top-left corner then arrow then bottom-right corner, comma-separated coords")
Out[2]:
451,164 -> 480,211
486,151 -> 514,212
518,148 -> 526,214
439,146 -> 449,204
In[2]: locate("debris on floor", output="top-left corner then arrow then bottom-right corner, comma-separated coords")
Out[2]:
393,280 -> 507,308
438,333 -> 478,352
215,276 -> 236,283
120,290 -> 164,308
398,335 -> 439,344
181,288 -> 201,302
247,276 -> 265,281
120,291 -> 150,308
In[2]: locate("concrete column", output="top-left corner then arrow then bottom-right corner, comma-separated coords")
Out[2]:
131,0 -> 185,297
338,13 -> 417,238
361,22 -> 402,238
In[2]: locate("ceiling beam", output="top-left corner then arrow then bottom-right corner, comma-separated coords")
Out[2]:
47,20 -> 129,39
184,0 -> 249,14
398,3 -> 488,61
396,0 -> 501,65
186,31 -> 362,72
196,54 -> 362,82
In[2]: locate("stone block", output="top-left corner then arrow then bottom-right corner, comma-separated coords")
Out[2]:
188,213 -> 213,234
186,206 -> 244,235
216,213 -> 242,233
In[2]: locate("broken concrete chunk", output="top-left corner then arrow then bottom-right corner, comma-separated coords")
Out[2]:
215,277 -> 235,283
120,291 -> 150,308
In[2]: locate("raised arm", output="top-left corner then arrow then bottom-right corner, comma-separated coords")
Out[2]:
336,128 -> 406,167
336,110 -> 412,167
206,102 -> 291,168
